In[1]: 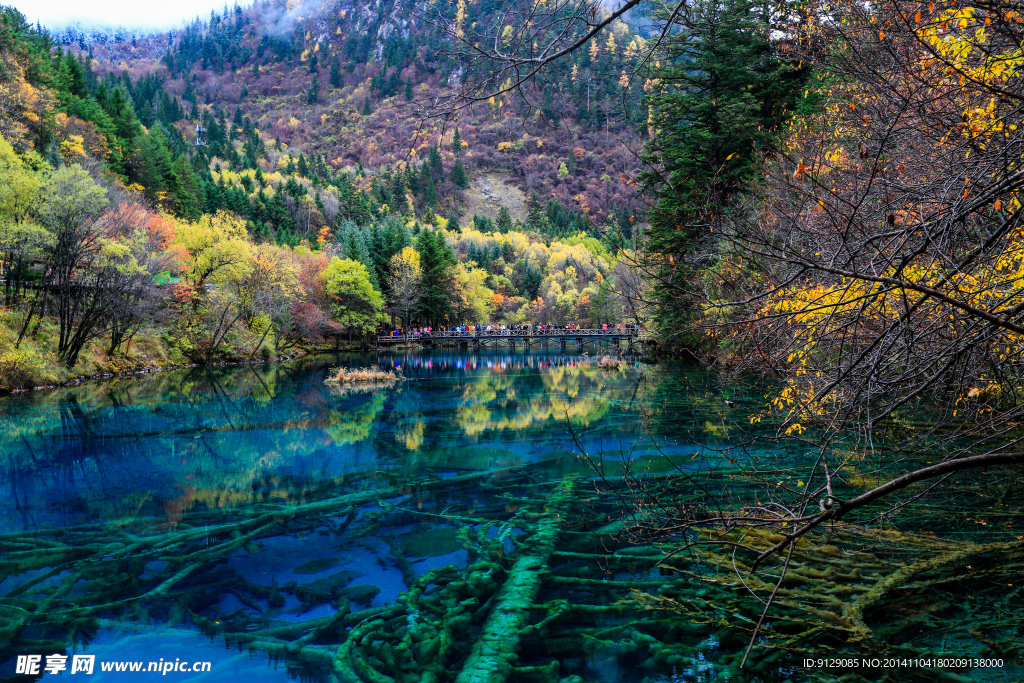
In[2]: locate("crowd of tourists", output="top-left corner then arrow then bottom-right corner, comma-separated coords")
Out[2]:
381,323 -> 642,337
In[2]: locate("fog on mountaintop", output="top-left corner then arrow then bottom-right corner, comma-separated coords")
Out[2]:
6,0 -> 256,34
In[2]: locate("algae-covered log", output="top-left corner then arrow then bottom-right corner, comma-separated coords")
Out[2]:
454,476 -> 577,683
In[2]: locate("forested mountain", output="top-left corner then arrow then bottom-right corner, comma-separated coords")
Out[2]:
65,0 -> 645,243
0,0 -> 646,389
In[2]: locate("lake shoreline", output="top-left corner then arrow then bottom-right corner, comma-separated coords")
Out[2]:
3,342 -> 379,395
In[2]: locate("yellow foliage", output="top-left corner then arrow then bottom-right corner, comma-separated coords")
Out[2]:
174,211 -> 253,288
455,0 -> 467,38
58,135 -> 86,160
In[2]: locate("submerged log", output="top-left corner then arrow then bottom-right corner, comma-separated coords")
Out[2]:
453,476 -> 577,683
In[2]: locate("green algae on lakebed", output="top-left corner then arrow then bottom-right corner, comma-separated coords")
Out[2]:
0,351 -> 1020,683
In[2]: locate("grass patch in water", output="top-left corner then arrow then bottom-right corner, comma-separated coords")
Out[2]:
325,365 -> 403,384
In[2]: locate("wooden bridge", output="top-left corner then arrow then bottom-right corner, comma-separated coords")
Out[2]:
377,328 -> 644,352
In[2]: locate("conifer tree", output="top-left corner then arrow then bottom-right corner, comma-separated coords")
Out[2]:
415,228 -> 456,325
172,155 -> 204,219
446,210 -> 461,233
451,158 -> 468,189
496,206 -> 512,233
132,128 -> 182,207
641,0 -> 805,332
307,75 -> 320,104
526,194 -> 546,230
418,163 -> 436,205
428,145 -> 443,177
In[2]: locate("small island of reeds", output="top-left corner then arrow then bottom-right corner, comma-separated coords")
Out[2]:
325,365 -> 404,385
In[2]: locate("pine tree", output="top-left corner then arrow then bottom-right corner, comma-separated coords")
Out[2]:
526,194 -> 546,230
451,158 -> 468,189
641,0 -> 805,334
496,206 -> 513,233
132,128 -> 182,208
428,145 -> 443,177
522,263 -> 542,299
404,79 -> 414,101
391,169 -> 407,203
172,155 -> 204,219
330,61 -> 342,88
446,210 -> 461,233
362,97 -> 372,115
451,126 -> 462,155
307,75 -> 320,104
406,164 -> 419,195
415,228 -> 456,325
418,163 -> 436,205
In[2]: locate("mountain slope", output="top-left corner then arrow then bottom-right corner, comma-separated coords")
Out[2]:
77,0 -> 645,241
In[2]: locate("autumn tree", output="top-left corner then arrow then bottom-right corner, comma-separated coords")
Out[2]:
386,246 -> 422,326
98,201 -> 181,354
171,211 -> 255,360
0,134 -> 48,307
30,165 -> 109,365
451,262 -> 494,323
237,243 -> 301,358
322,257 -> 386,337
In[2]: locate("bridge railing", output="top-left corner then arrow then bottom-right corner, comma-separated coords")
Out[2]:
377,328 -> 641,343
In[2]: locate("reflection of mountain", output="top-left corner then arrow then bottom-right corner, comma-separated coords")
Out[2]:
0,353 -> 653,531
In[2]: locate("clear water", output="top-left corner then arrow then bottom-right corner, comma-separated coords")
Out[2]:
0,351 -> 739,683
2,351 -> 1018,683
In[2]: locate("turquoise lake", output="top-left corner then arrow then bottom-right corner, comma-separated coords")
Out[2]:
0,351 -> 747,683
2,351 -> 1015,683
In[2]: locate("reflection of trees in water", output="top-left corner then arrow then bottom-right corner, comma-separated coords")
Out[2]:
0,354 -> 654,527
324,390 -> 388,446
0,362 -> 351,526
455,360 -> 642,436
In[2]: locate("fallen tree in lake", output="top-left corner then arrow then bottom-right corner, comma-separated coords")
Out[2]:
2,465 -> 1021,682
